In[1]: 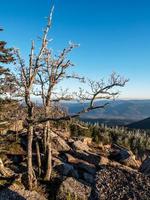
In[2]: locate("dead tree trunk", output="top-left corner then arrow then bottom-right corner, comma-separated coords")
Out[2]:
46,121 -> 51,147
27,125 -> 35,190
36,140 -> 42,176
44,105 -> 52,181
43,123 -> 48,154
44,141 -> 52,181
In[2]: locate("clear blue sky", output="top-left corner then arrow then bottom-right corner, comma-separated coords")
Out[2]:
1,0 -> 150,99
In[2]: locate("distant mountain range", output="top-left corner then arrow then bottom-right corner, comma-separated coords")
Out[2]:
63,100 -> 150,126
35,99 -> 150,127
127,117 -> 150,129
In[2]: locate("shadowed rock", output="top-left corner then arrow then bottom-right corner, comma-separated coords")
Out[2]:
56,177 -> 91,200
140,156 -> 150,176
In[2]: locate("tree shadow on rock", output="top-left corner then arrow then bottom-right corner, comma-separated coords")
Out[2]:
0,188 -> 26,200
0,176 -> 26,200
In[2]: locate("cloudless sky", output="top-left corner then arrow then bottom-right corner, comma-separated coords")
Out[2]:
1,0 -> 150,99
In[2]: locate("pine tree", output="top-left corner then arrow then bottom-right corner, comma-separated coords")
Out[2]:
0,29 -> 16,97
0,29 -> 14,65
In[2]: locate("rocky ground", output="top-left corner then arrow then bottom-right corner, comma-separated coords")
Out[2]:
95,166 -> 150,200
0,184 -> 46,200
0,127 -> 150,200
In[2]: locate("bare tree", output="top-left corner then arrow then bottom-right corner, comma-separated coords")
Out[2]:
14,7 -> 54,190
34,43 -> 85,180
34,43 -> 128,181
14,7 -> 128,189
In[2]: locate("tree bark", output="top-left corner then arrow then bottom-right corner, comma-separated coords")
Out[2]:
36,140 -> 42,176
46,121 -> 50,146
43,123 -> 48,153
44,119 -> 52,181
44,142 -> 52,181
27,125 -> 34,190
43,103 -> 52,181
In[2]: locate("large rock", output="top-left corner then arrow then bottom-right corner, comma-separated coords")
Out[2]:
52,156 -> 63,168
56,177 -> 91,200
65,153 -> 96,174
0,120 -> 23,135
55,162 -> 79,179
51,132 -> 71,152
99,156 -> 109,165
81,137 -> 92,146
65,153 -> 78,163
140,156 -> 150,176
62,163 -> 74,176
70,150 -> 100,166
121,153 -> 140,169
51,149 -> 59,157
109,146 -> 140,169
53,129 -> 70,140
77,161 -> 96,175
83,172 -> 94,184
72,140 -> 90,151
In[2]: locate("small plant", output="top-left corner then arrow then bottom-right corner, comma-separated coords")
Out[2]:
66,192 -> 71,200
66,192 -> 78,200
